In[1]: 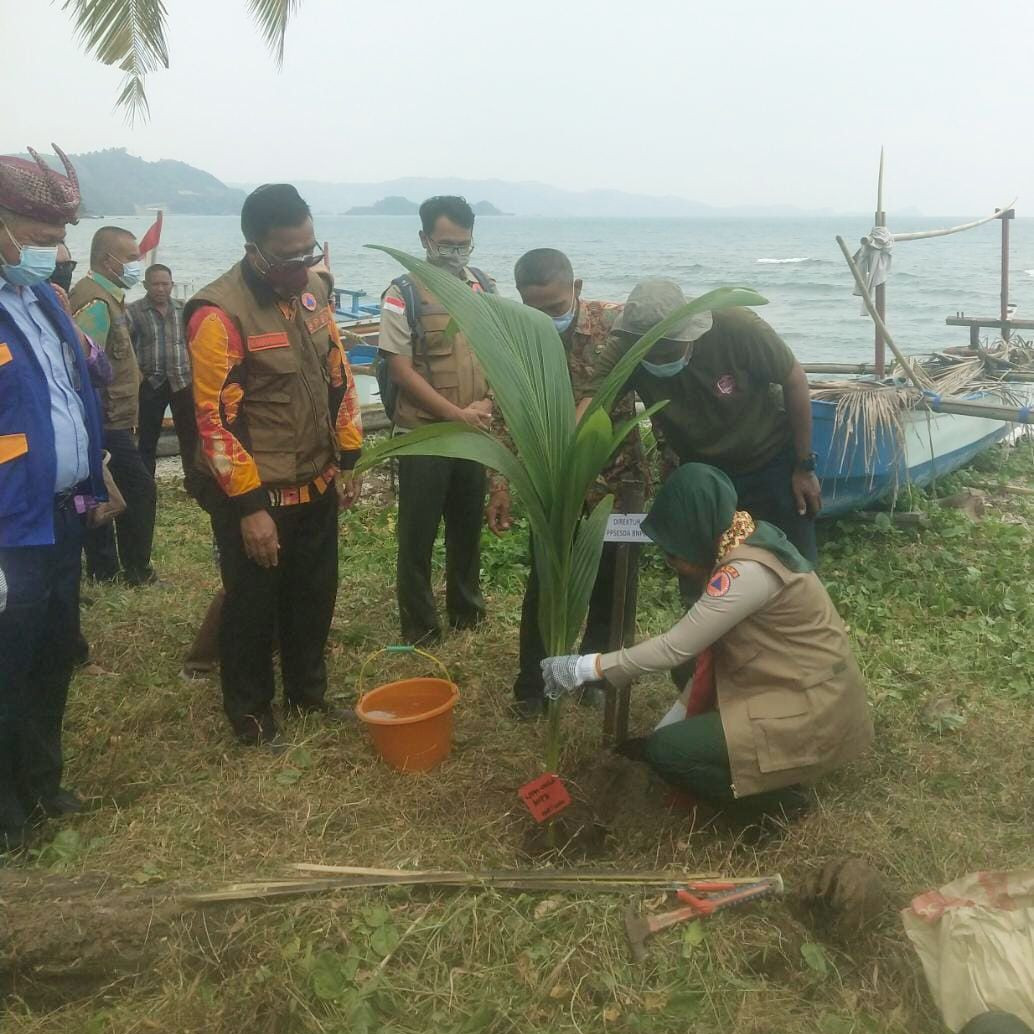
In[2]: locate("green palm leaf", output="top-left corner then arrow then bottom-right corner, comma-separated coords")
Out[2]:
63,0 -> 300,120
62,0 -> 170,123
246,0 -> 302,66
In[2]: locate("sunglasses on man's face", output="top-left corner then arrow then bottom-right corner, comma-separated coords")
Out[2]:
54,260 -> 77,275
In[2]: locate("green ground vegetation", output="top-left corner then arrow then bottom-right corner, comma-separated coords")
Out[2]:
3,442 -> 1033,1033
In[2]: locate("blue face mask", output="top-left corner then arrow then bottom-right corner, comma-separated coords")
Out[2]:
551,308 -> 575,334
117,260 -> 143,290
641,353 -> 689,378
1,225 -> 58,287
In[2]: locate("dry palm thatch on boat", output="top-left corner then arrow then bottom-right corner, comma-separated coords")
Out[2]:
809,357 -> 1022,495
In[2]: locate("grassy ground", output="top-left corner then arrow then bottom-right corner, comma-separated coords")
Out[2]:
4,442 -> 1034,1033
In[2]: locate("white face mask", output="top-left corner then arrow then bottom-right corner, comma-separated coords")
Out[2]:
425,239 -> 473,272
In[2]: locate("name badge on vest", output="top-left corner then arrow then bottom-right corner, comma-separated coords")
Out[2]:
305,309 -> 331,335
248,332 -> 290,351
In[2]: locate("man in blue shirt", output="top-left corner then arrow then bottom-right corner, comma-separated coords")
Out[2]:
0,145 -> 106,853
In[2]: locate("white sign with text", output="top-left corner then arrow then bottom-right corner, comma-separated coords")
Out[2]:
604,513 -> 650,544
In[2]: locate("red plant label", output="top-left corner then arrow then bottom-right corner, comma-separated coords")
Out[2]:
518,773 -> 571,823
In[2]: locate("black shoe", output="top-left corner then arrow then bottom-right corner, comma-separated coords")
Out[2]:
511,697 -> 547,721
125,567 -> 159,587
40,789 -> 86,817
403,627 -> 442,647
286,700 -> 356,723
233,713 -> 282,747
449,613 -> 486,632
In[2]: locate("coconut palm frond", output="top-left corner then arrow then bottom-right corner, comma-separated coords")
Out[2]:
62,0 -> 170,124
246,0 -> 302,66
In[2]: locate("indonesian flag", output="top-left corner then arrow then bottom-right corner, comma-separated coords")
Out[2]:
139,210 -> 163,257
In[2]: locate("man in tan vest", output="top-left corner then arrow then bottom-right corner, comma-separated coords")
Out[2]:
378,195 -> 501,644
70,226 -> 157,585
186,184 -> 363,747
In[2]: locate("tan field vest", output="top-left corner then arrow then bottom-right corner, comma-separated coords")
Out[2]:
393,274 -> 489,429
69,274 -> 140,430
184,265 -> 338,490
714,545 -> 873,798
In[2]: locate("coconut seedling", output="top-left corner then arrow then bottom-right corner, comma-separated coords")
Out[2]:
357,247 -> 767,779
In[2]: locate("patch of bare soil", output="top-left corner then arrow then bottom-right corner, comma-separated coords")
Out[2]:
0,872 -> 180,1005
794,857 -> 901,942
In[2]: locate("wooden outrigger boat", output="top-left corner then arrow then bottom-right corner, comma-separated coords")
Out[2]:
807,153 -> 1032,515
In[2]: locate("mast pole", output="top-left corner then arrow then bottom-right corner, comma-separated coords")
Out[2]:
998,207 -> 1014,342
874,147 -> 886,376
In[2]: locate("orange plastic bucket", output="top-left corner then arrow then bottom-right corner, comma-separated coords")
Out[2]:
356,649 -> 459,772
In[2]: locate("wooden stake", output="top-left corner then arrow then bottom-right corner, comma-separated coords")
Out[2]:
603,478 -> 645,744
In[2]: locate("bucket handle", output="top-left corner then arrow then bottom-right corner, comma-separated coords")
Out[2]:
357,645 -> 452,697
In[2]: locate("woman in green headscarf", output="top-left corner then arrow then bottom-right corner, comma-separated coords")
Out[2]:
542,463 -> 872,821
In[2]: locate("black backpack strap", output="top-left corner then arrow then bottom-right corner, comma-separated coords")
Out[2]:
386,274 -> 426,357
468,267 -> 496,295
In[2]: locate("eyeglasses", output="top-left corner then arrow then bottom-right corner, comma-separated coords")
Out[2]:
54,259 -> 77,274
429,240 -> 474,259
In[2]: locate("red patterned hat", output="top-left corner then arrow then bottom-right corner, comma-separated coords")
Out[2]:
0,144 -> 80,225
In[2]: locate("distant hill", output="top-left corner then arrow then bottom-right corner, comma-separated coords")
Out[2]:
347,195 -> 418,216
346,195 -> 508,216
242,176 -> 835,218
31,148 -> 245,216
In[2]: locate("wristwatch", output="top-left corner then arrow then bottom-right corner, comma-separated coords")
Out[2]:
795,452 -> 818,473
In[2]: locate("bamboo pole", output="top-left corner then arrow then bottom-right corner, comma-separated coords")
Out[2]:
803,362 -> 1034,384
837,236 -> 925,390
185,867 -> 789,905
804,362 -> 879,375
891,199 -> 1017,242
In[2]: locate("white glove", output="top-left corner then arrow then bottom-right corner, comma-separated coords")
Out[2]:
540,654 -> 600,699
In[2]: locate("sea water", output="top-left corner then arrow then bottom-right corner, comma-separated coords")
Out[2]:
64,214 -> 1034,363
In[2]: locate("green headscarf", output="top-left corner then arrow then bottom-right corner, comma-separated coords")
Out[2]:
641,463 -> 813,573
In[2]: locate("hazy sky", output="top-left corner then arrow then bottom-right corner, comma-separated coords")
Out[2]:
4,0 -> 1032,212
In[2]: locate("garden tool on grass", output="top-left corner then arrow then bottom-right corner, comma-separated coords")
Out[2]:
625,876 -> 784,961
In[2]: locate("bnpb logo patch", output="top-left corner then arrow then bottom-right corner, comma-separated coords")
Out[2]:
301,291 -> 318,311
706,564 -> 740,598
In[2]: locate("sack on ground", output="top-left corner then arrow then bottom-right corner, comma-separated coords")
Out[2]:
902,869 -> 1034,1031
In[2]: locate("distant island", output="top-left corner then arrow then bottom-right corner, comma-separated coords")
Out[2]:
345,195 -> 508,217
31,147 -> 245,216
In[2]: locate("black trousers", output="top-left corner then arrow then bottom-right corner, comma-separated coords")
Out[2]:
84,428 -> 157,582
396,455 -> 486,642
0,503 -> 84,837
137,379 -> 198,480
209,488 -> 338,735
728,449 -> 817,565
513,539 -> 620,702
